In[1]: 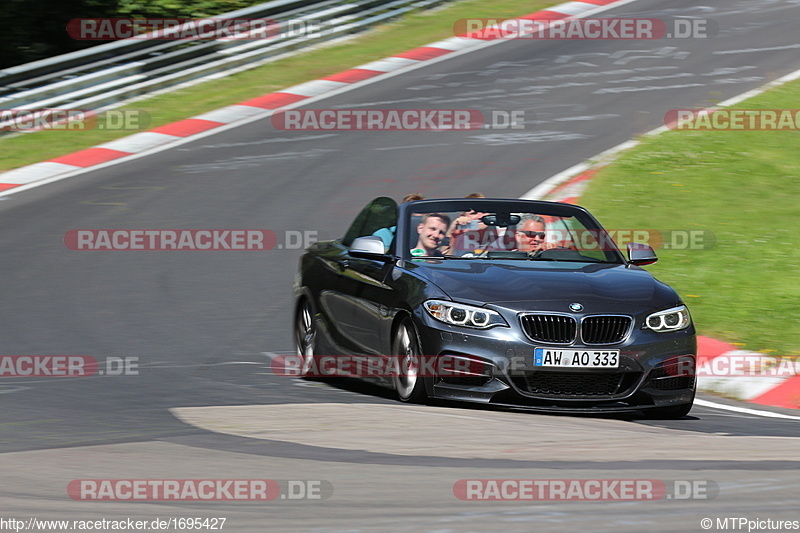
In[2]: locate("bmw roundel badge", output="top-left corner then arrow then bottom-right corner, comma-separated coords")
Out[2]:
569,303 -> 584,312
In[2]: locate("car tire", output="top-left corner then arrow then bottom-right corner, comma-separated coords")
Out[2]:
392,319 -> 427,403
294,300 -> 317,379
648,402 -> 693,419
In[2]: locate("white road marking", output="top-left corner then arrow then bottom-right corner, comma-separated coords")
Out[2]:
374,143 -> 451,151
261,351 -> 292,360
183,133 -> 338,150
552,114 -> 619,122
0,385 -> 30,394
695,399 -> 800,421
593,83 -> 705,94
176,148 -> 337,172
715,43 -> 800,55
466,131 -> 589,145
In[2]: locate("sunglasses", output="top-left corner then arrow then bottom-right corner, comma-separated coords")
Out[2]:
517,230 -> 545,238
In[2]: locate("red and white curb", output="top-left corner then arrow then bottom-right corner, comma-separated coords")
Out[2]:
0,0 -> 629,195
697,338 -> 800,409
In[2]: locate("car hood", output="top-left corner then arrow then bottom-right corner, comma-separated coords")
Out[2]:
407,261 -> 679,310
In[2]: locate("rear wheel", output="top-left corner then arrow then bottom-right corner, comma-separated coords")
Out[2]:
294,300 -> 316,379
392,320 -> 427,403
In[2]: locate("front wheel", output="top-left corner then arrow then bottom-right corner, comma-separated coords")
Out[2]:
294,300 -> 317,379
392,320 -> 427,403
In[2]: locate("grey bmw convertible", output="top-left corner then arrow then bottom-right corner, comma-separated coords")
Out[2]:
293,197 -> 696,418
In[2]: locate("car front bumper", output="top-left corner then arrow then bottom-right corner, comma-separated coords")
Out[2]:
412,310 -> 696,413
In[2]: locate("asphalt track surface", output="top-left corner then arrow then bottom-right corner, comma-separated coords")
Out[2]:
2,0 -> 800,531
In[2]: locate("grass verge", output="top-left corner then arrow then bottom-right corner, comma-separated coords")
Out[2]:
0,0 -> 558,172
579,80 -> 800,356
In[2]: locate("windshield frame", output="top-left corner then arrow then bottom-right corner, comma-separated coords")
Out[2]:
396,198 -> 627,264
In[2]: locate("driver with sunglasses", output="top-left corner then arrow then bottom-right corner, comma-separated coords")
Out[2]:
514,214 -> 555,252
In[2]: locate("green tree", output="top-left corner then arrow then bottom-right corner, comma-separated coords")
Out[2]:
0,0 -> 264,69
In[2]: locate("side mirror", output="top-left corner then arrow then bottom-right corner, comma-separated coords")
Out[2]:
627,242 -> 657,266
349,236 -> 392,261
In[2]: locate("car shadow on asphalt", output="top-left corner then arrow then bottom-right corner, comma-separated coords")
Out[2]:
312,376 -> 702,422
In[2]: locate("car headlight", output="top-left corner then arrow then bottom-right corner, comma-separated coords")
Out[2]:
644,305 -> 692,332
424,300 -> 508,329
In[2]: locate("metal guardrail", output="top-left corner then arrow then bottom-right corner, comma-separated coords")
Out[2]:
0,0 -> 450,115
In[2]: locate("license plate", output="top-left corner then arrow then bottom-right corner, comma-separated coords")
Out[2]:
534,348 -> 619,368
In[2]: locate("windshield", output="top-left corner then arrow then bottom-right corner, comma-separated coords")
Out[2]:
400,200 -> 624,264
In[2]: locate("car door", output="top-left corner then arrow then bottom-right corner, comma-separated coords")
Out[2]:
320,197 -> 397,356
